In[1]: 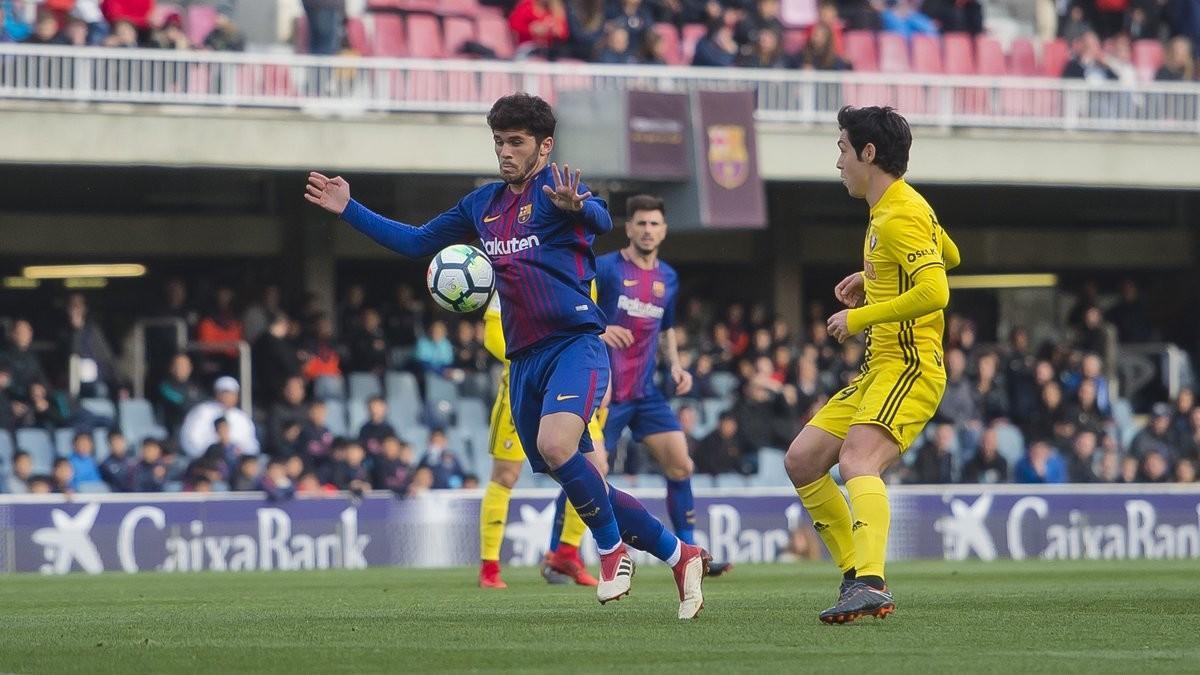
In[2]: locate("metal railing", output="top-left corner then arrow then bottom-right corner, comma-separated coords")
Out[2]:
130,317 -> 188,401
2,43 -> 1199,133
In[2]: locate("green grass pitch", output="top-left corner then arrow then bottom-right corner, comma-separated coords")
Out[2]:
1,560 -> 1196,673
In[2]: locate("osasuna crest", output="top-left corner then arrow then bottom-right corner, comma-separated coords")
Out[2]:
707,125 -> 750,190
869,229 -> 879,251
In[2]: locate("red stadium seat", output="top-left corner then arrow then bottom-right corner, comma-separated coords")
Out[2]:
878,32 -> 909,73
911,34 -> 942,73
783,28 -> 807,56
1040,38 -> 1070,77
942,32 -> 974,75
1008,38 -> 1037,76
347,17 -> 372,56
682,23 -> 707,64
476,14 -> 514,59
780,0 -> 818,28
407,13 -> 444,58
434,0 -> 481,18
1131,39 -> 1163,82
443,16 -> 476,57
975,35 -> 1006,75
293,15 -> 310,53
653,23 -> 683,65
368,0 -> 438,11
373,13 -> 408,57
186,4 -> 217,47
843,30 -> 878,71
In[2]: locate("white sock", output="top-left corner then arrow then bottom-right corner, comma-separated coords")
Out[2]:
597,542 -> 620,555
665,540 -> 682,567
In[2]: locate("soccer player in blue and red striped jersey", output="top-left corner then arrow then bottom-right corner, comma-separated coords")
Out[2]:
304,94 -> 709,618
545,194 -> 731,579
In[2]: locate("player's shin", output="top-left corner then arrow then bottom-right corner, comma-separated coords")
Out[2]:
609,487 -> 680,564
665,478 -> 696,545
550,453 -> 621,552
796,474 -> 857,577
480,481 -> 512,563
558,498 -> 588,551
846,475 -> 890,586
547,490 -> 569,553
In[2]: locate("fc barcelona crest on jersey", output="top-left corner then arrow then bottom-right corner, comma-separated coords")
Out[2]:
707,125 -> 749,190
518,203 -> 532,223
652,280 -> 666,298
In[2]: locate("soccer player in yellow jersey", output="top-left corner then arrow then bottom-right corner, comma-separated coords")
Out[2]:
478,293 -> 607,588
785,106 -> 961,624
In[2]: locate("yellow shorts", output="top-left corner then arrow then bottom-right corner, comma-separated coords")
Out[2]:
490,371 -> 604,462
808,360 -> 946,453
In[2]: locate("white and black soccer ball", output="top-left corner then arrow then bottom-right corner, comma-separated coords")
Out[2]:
426,244 -> 495,313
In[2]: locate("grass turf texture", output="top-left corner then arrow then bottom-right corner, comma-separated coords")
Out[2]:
1,560 -> 1196,673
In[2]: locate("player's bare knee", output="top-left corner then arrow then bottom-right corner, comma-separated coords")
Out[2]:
838,444 -> 887,480
664,458 -> 692,480
490,460 -> 521,489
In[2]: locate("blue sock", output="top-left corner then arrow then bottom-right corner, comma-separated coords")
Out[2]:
666,478 -> 696,545
551,453 -> 621,552
547,490 -> 568,552
609,487 -> 679,562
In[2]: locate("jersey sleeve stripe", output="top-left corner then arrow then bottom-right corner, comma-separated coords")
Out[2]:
909,261 -> 945,277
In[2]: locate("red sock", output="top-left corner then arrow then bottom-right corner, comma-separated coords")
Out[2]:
556,543 -> 579,560
481,559 -> 500,576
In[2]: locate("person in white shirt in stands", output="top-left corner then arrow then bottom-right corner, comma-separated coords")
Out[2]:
180,376 -> 260,457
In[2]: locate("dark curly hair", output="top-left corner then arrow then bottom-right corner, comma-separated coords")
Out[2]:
836,105 -> 912,178
487,93 -> 557,144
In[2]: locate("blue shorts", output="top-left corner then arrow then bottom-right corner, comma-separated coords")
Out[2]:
603,390 -> 682,444
508,334 -> 610,474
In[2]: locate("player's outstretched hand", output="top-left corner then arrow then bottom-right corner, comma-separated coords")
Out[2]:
541,162 -> 592,212
305,172 -> 351,215
671,364 -> 694,397
827,309 -> 853,343
601,325 -> 635,350
835,272 -> 865,308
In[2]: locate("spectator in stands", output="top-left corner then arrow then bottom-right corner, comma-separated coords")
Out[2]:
678,403 -> 701,457
384,284 -> 424,351
180,376 -> 259,458
406,465 -> 435,497
0,4 -> 10,43
1140,448 -> 1171,482
253,313 -> 302,407
1073,307 -> 1110,357
68,431 -> 103,490
695,411 -> 750,475
347,308 -> 389,374
356,395 -> 393,455
231,455 -> 260,491
197,286 -> 244,377
303,0 -> 346,56
938,348 -> 981,428
55,15 -> 91,47
1067,378 -> 1109,438
452,320 -> 487,373
1156,36 -> 1195,81
595,22 -> 639,63
201,416 -> 241,480
101,0 -> 151,30
331,441 -> 372,493
301,316 -> 342,382
338,285 -> 366,340
27,476 -> 54,494
6,450 -> 32,494
99,430 -> 130,491
1098,447 -> 1121,481
921,0 -> 983,34
203,6 -> 245,52
51,457 -> 74,494
150,11 -> 190,50
837,0 -> 882,30
299,399 -> 335,465
101,18 -> 138,47
415,320 -> 455,377
242,284 -> 282,344
962,425 -> 1008,483
735,0 -> 784,45
155,353 -> 203,436
1106,279 -> 1154,342
1005,326 -> 1039,425
1058,2 -> 1092,42
13,382 -> 68,431
1178,407 -> 1200,462
373,435 -> 415,492
1066,430 -> 1101,482
419,429 -> 467,489
738,27 -> 789,68
692,18 -> 738,67
509,0 -> 570,57
1013,440 -> 1068,483
565,0 -> 606,60
1176,459 -> 1197,483
260,457 -> 294,501
269,376 -> 308,456
607,0 -> 654,52
21,9 -> 57,44
913,424 -> 955,484
0,366 -> 14,433
1130,402 -> 1177,461
60,293 -> 118,398
881,0 -> 938,40
974,351 -> 1009,423
798,21 -> 852,71
1062,29 -> 1118,82
1106,32 -> 1141,87
736,358 -> 795,454
3,319 -> 46,403
1077,353 -> 1111,413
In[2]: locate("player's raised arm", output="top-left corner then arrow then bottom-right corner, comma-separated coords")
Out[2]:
541,162 -> 612,234
305,172 -> 475,258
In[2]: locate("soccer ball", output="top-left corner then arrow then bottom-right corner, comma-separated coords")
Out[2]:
426,244 -> 495,313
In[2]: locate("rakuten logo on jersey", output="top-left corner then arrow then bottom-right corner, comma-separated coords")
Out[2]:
484,235 -> 541,256
617,295 -> 664,319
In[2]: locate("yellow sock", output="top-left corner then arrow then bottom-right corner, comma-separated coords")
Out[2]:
480,481 -> 512,562
846,475 -> 890,580
796,473 -> 856,574
559,502 -> 587,549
